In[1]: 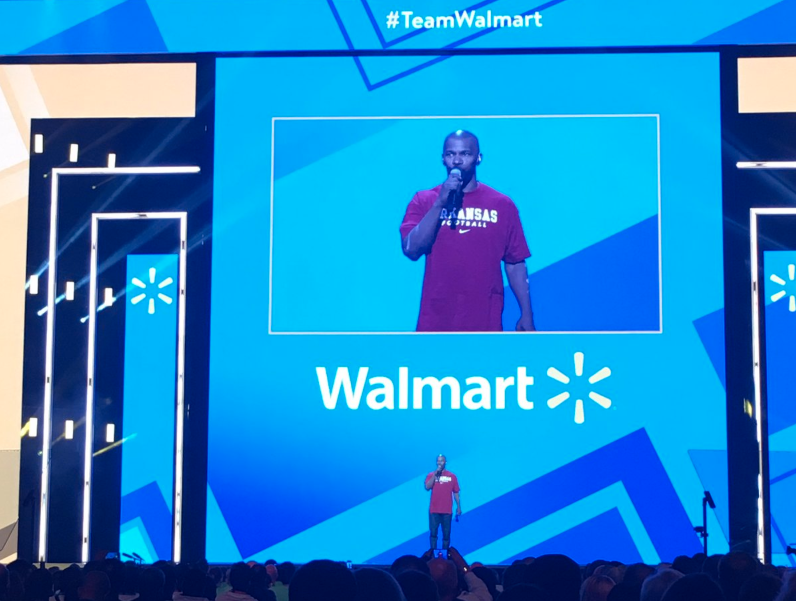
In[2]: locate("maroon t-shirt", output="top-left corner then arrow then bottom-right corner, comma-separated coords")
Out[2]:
428,470 -> 460,514
400,182 -> 531,332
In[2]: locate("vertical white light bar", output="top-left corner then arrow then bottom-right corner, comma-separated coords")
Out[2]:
173,213 -> 188,563
65,281 -> 75,301
29,275 -> 39,295
65,420 -> 74,440
34,134 -> 44,154
107,153 -> 116,169
29,417 -> 38,438
39,170 -> 59,563
750,209 -> 766,562
104,288 -> 114,306
105,424 -> 115,443
69,144 -> 79,163
82,214 -> 100,563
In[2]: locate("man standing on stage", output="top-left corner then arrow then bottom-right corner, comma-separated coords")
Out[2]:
424,454 -> 461,551
400,130 -> 535,332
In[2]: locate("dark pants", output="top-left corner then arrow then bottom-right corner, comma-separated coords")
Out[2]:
429,512 -> 452,550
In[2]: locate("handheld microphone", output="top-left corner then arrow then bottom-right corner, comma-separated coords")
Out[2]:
449,169 -> 463,229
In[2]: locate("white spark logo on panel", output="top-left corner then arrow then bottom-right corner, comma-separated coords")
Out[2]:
770,264 -> 796,312
130,267 -> 174,315
546,352 -> 612,424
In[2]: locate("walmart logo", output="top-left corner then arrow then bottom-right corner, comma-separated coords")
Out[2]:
547,352 -> 612,424
770,264 -> 796,312
130,267 -> 174,315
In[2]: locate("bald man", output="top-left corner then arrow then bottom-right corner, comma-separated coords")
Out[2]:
424,454 -> 460,550
400,130 -> 534,332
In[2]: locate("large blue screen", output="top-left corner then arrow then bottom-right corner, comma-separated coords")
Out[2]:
207,52 -> 728,564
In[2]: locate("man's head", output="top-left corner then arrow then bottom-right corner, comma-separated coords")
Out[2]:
661,573 -> 724,601
179,568 -> 207,598
390,556 -> 430,578
77,571 -> 110,601
24,568 -> 53,601
441,131 -> 481,181
718,552 -> 759,601
525,555 -> 582,601
277,562 -> 296,585
435,455 -> 446,471
353,567 -> 406,601
228,563 -> 251,593
396,570 -> 439,601
426,559 -> 458,601
139,568 -> 165,600
289,560 -> 356,601
640,569 -> 683,601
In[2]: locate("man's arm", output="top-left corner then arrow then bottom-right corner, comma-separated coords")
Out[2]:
447,548 -> 491,601
425,472 -> 437,490
403,198 -> 445,261
505,260 -> 535,331
402,172 -> 462,261
461,572 -> 492,601
453,491 -> 462,515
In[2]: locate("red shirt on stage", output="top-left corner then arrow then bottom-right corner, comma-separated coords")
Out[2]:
400,183 -> 530,332
428,470 -> 460,514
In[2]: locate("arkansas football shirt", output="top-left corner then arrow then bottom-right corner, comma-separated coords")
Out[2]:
400,182 -> 530,332
428,470 -> 460,514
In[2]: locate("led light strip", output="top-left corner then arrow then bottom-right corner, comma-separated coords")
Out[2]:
749,207 -> 796,564
38,166 -> 197,563
737,162 -> 796,169
83,210 -> 189,564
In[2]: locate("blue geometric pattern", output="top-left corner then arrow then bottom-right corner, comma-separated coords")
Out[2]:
503,216 -> 660,332
120,481 -> 173,561
504,508 -> 643,565
688,450 -> 730,542
21,0 -> 167,55
367,429 -> 702,564
693,308 -> 726,390
0,0 -> 793,56
697,0 -> 796,44
769,451 -> 796,566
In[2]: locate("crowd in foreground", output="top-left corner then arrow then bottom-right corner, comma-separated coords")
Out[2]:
0,548 -> 794,601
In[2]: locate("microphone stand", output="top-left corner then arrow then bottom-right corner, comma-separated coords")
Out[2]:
694,491 -> 715,555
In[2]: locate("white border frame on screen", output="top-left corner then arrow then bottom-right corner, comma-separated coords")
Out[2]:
267,114 -> 663,336
39,166 -> 197,564
749,206 -> 796,564
85,211 -> 188,564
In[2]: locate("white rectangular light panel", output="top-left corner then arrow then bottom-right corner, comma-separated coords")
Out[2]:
69,144 -> 79,163
105,423 -> 115,443
65,281 -> 75,301
29,275 -> 39,295
104,288 -> 114,306
107,153 -> 116,168
65,420 -> 74,440
34,134 -> 43,154
29,417 -> 38,438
